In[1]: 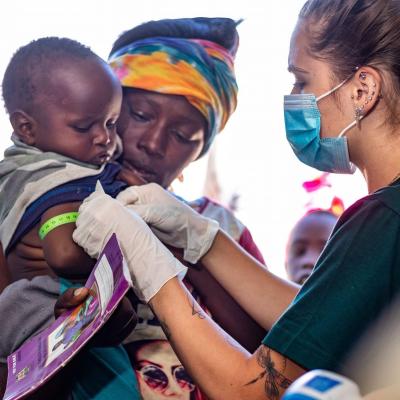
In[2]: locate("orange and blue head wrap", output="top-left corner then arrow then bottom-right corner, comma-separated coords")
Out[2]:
108,37 -> 238,156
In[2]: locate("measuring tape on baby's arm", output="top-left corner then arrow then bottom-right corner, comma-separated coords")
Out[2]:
38,212 -> 79,240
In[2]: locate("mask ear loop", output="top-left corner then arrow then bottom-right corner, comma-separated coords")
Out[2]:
338,120 -> 359,137
316,76 -> 359,137
316,78 -> 350,102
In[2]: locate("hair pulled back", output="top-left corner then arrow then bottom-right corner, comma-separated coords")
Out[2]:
300,0 -> 400,123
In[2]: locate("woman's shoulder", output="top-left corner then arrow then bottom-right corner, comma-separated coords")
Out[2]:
331,183 -> 400,242
343,183 -> 400,222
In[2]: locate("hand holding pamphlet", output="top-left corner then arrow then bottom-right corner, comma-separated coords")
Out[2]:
3,234 -> 132,400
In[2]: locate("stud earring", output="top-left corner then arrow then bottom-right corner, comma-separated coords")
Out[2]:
360,72 -> 367,80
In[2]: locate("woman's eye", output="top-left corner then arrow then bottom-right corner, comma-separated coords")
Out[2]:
172,129 -> 193,144
129,108 -> 150,122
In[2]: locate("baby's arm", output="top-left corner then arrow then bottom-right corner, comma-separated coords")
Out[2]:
40,202 -> 95,279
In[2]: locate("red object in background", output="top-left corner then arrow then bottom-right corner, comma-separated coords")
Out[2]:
330,196 -> 345,217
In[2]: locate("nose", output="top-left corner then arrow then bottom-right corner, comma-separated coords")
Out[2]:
301,250 -> 320,271
93,126 -> 111,146
162,378 -> 184,397
137,123 -> 167,158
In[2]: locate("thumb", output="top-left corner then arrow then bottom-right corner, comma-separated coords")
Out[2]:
126,204 -> 154,222
80,180 -> 108,208
95,180 -> 105,194
117,186 -> 140,206
54,287 -> 89,318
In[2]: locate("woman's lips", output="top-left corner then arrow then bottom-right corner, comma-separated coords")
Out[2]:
125,161 -> 157,183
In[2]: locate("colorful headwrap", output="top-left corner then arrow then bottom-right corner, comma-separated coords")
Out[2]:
108,37 -> 238,156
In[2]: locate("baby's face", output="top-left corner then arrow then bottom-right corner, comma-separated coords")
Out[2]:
29,58 -> 122,165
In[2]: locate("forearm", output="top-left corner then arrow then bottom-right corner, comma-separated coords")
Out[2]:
186,267 -> 266,352
150,277 -> 257,399
150,278 -> 304,400
363,386 -> 400,399
202,230 -> 299,330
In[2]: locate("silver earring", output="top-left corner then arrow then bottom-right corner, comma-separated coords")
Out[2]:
355,107 -> 364,129
360,72 -> 367,80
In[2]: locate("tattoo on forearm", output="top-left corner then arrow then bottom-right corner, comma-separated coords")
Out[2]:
189,297 -> 206,319
245,347 -> 292,399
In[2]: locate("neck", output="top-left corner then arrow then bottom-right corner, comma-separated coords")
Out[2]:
351,123 -> 400,193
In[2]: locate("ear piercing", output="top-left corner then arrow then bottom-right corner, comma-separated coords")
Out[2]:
355,106 -> 364,128
360,72 -> 367,80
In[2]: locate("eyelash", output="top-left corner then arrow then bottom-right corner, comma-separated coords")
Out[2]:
73,121 -> 116,133
73,125 -> 92,133
129,108 -> 150,123
293,81 -> 306,90
171,129 -> 193,145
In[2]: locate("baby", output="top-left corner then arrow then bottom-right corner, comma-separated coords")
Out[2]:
0,37 -> 141,399
1,36 -> 126,281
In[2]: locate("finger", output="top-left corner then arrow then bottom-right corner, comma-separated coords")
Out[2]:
126,204 -> 151,220
79,182 -> 108,209
123,182 -> 163,205
54,287 -> 89,317
116,186 -> 140,206
95,180 -> 105,194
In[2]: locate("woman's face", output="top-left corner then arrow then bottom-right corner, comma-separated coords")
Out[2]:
134,340 -> 195,399
117,88 -> 206,188
288,20 -> 355,140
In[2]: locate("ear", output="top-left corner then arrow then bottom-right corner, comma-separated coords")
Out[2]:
9,110 -> 37,145
349,66 -> 382,121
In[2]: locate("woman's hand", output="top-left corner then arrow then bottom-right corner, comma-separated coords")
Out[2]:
117,183 -> 219,264
73,183 -> 187,302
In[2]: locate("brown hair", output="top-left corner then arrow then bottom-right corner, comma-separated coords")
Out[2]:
299,0 -> 400,124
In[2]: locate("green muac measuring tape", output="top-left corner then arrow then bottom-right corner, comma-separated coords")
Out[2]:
38,212 -> 79,240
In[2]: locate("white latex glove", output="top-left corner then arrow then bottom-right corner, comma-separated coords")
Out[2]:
117,183 -> 219,264
72,182 -> 186,303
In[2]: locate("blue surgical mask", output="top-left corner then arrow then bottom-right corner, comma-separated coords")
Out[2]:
284,80 -> 357,174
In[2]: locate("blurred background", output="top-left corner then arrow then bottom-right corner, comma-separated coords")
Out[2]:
0,0 -> 367,276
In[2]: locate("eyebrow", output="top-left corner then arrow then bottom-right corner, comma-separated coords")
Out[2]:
288,64 -> 309,74
140,359 -> 163,368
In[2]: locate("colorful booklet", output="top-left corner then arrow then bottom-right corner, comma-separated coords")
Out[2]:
3,234 -> 132,400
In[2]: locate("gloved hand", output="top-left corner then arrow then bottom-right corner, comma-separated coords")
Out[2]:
117,183 -> 220,264
72,183 -> 187,303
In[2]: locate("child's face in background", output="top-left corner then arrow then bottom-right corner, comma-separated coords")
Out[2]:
28,58 -> 122,165
285,212 -> 337,285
